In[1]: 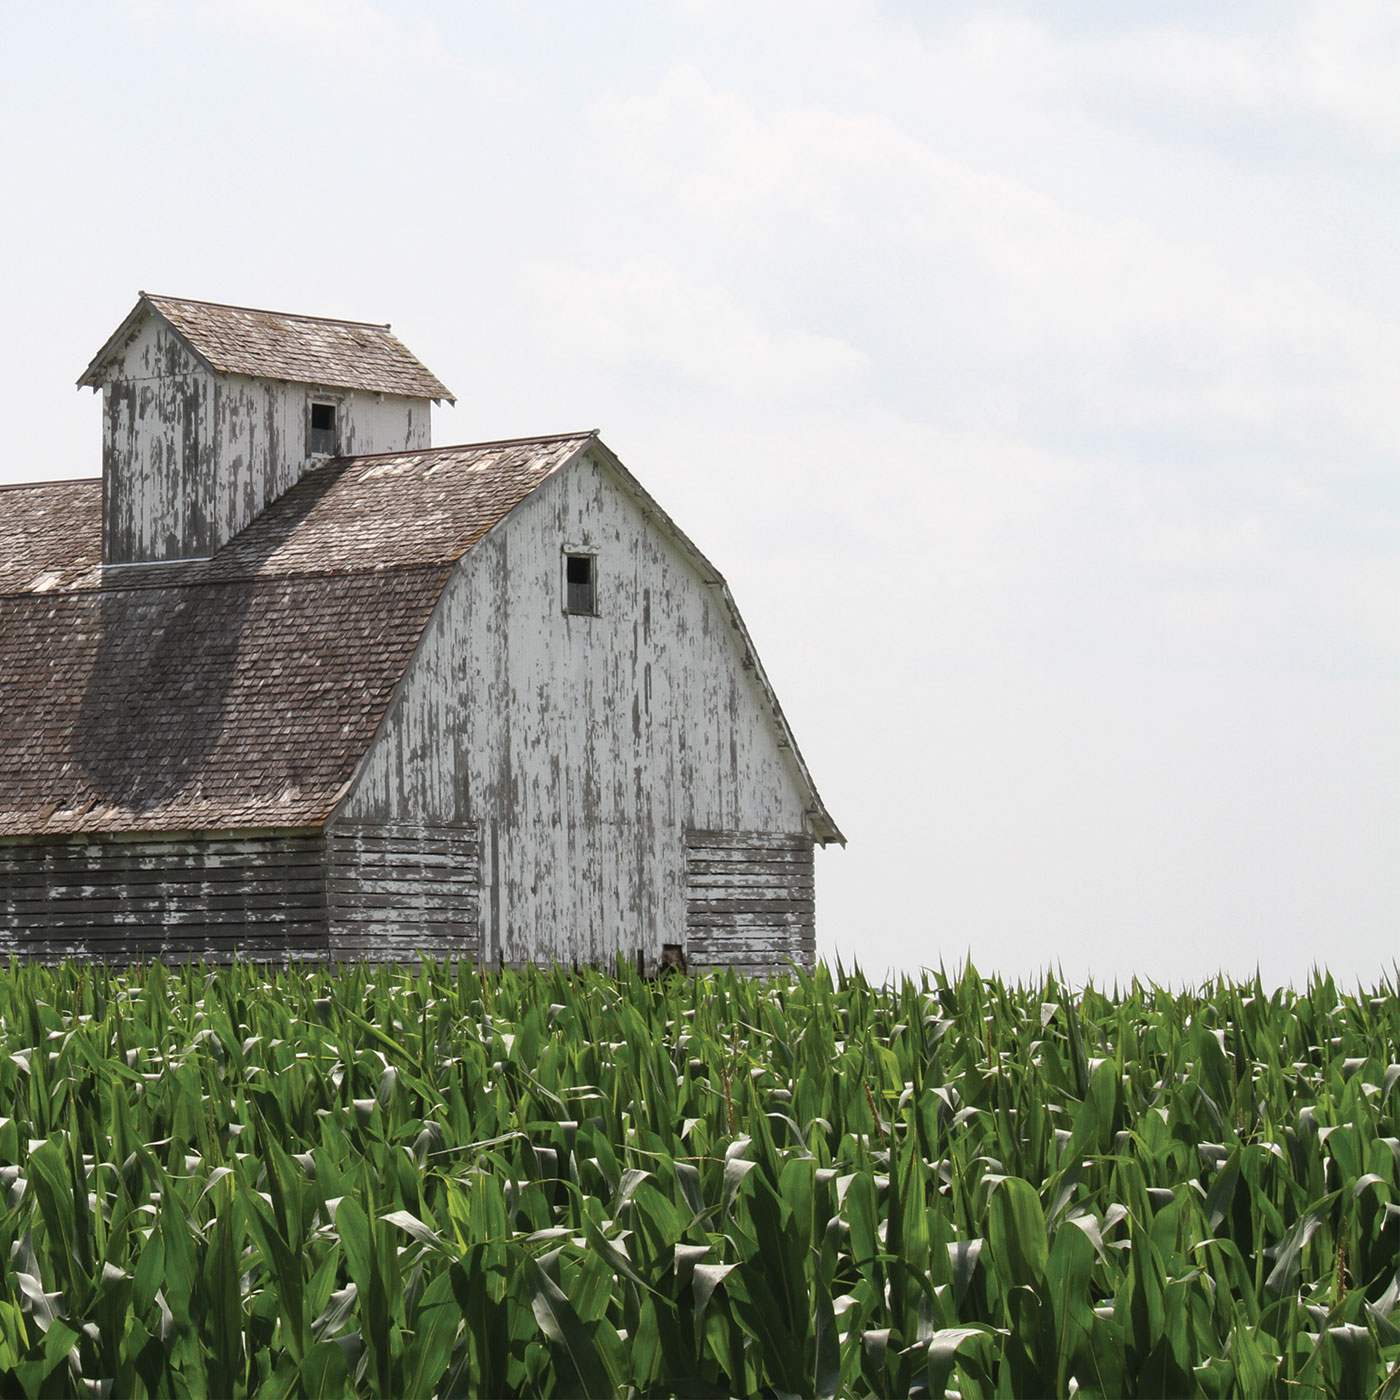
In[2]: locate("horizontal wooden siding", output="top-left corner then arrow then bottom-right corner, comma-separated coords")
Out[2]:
685,829 -> 815,976
0,833 -> 327,962
326,821 -> 481,964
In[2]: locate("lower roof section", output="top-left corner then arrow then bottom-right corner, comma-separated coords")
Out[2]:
0,565 -> 450,837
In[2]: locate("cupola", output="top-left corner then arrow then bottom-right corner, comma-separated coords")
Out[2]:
78,293 -> 454,566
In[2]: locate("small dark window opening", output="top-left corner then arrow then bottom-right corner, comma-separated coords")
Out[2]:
309,402 -> 338,455
565,553 -> 596,614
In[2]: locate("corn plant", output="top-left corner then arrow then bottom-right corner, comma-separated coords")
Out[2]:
0,957 -> 1394,1397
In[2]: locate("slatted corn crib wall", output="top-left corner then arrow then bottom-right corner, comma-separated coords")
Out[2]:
684,828 -> 815,975
0,832 -> 328,961
325,821 -> 482,964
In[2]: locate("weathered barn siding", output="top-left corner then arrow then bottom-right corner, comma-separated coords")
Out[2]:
100,317 -> 215,564
0,832 -> 327,962
96,317 -> 430,565
684,830 -> 815,975
338,448 -> 815,969
326,821 -> 481,963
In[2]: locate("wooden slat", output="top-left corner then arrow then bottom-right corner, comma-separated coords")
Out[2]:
12,935 -> 329,957
324,849 -> 478,871
325,820 -> 482,963
685,830 -> 809,850
329,903 -> 473,919
0,840 -> 323,865
685,857 -> 813,875
5,910 -> 328,931
0,854 -> 324,877
331,821 -> 479,842
686,898 -> 815,915
686,873 -> 814,891
327,875 -> 477,896
6,880 -> 326,903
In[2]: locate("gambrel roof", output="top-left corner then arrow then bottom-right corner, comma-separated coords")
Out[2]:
78,293 -> 455,402
0,435 -> 841,843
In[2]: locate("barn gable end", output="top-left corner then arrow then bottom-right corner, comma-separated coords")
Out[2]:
333,444 -> 837,973
91,311 -> 216,564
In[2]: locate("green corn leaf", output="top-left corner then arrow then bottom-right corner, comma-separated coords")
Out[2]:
13,1318 -> 80,1399
297,1341 -> 350,1399
987,1176 -> 1048,1292
1323,1322 -> 1375,1400
1045,1209 -> 1096,1393
26,1141 -> 79,1295
925,1326 -> 995,1399
1265,1193 -> 1340,1295
312,1284 -> 358,1343
382,1209 -> 444,1252
1203,1144 -> 1242,1233
522,1251 -> 618,1399
692,1262 -> 736,1337
948,1236 -> 984,1312
399,1270 -> 460,1398
845,1170 -> 879,1273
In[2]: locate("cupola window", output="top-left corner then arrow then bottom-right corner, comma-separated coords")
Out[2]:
308,401 -> 339,455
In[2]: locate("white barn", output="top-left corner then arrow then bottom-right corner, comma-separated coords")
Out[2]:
0,293 -> 841,972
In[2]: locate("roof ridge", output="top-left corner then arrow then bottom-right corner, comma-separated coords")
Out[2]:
142,291 -> 391,332
103,559 -> 454,597
0,427 -> 596,489
338,429 -> 600,463
0,477 -> 100,492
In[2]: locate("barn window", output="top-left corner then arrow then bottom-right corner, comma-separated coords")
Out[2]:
564,552 -> 596,615
308,401 -> 338,456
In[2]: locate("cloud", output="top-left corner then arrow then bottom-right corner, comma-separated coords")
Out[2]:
1085,1 -> 1400,149
563,57 -> 1400,685
1295,0 -> 1400,144
204,0 -> 454,66
125,0 -> 457,70
524,257 -> 871,405
585,65 -> 1400,458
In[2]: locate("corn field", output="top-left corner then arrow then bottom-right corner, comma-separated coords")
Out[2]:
0,958 -> 1396,1398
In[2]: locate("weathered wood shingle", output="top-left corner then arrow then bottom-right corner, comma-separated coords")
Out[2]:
79,294 -> 455,402
0,434 -> 594,598
204,435 -> 590,579
0,568 -> 451,836
0,481 -> 102,594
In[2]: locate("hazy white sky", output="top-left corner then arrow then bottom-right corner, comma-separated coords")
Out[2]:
3,1 -> 1396,987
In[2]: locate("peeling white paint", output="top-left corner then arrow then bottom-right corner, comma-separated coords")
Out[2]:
339,449 -> 814,968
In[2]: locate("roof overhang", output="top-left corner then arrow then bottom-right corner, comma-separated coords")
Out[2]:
77,293 -> 217,390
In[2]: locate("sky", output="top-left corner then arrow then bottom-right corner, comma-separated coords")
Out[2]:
2,0 -> 1396,988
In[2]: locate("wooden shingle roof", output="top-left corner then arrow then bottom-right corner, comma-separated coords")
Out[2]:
0,480 -> 102,595
0,433 -> 594,837
0,569 -> 450,836
78,293 -> 455,402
